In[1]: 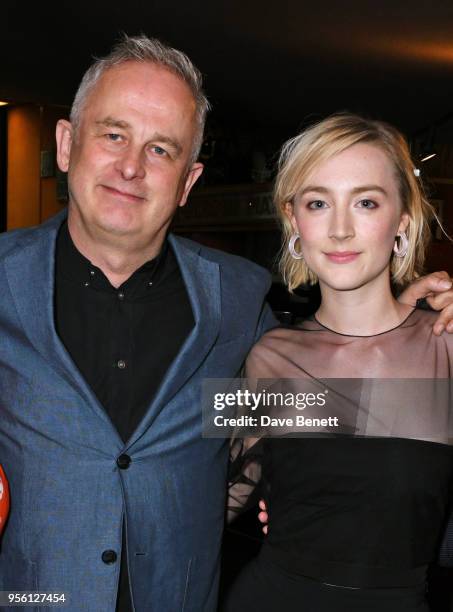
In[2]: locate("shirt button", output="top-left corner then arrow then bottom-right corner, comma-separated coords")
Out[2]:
117,360 -> 126,369
118,292 -> 125,300
101,550 -> 117,564
117,454 -> 131,469
148,281 -> 153,287
84,281 -> 90,287
90,270 -> 95,276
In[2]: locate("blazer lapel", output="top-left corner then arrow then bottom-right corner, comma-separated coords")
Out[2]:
3,212 -> 123,443
4,219 -> 220,447
127,234 -> 221,446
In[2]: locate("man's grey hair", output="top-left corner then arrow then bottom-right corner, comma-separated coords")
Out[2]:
70,34 -> 210,163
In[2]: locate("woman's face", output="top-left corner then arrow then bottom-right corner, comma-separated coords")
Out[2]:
286,142 -> 409,292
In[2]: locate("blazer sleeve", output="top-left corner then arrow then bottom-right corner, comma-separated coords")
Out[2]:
253,302 -> 279,343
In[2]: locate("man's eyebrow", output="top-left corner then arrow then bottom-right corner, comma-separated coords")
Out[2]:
149,132 -> 183,156
95,117 -> 131,129
94,121 -> 183,156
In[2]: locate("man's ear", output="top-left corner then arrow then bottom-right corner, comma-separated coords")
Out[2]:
178,162 -> 204,207
56,120 -> 74,172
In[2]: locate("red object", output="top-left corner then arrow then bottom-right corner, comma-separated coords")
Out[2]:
0,464 -> 10,534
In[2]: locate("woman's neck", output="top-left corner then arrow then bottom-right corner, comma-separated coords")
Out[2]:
315,275 -> 414,336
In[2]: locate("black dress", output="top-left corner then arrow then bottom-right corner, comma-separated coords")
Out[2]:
223,310 -> 453,612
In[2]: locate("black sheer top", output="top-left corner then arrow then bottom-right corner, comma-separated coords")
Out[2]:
228,309 -> 453,588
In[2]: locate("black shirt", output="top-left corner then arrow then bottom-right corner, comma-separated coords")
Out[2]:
54,221 -> 194,611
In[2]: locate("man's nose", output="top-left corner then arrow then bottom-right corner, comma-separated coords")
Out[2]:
115,146 -> 146,180
328,207 -> 354,240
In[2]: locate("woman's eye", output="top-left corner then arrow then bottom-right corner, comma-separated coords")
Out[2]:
358,199 -> 377,209
308,200 -> 327,209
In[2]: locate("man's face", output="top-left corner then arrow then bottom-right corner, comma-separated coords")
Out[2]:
56,61 -> 203,251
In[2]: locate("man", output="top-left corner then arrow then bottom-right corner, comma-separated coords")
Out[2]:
0,35 -> 452,612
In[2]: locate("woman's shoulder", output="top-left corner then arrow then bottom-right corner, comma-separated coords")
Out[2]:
245,326 -> 308,377
254,325 -> 305,350
409,309 -> 452,341
407,308 -> 438,327
399,309 -> 453,372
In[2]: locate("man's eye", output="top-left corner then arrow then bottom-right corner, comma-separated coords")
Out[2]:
106,133 -> 123,142
308,200 -> 327,209
151,145 -> 167,156
358,199 -> 377,209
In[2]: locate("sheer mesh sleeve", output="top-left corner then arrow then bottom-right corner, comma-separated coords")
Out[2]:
226,368 -> 266,523
227,436 -> 263,523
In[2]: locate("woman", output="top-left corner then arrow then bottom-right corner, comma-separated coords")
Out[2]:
0,464 -> 9,535
223,113 -> 453,611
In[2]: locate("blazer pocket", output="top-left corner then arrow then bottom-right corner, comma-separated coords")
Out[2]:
181,556 -> 194,611
180,554 -> 218,612
0,552 -> 38,591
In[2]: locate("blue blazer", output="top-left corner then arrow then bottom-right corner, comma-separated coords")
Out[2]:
0,211 -> 276,611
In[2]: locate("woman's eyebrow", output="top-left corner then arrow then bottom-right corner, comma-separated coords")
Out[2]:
350,185 -> 388,195
299,184 -> 388,196
299,185 -> 330,195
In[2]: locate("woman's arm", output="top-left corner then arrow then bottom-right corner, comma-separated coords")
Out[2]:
227,437 -> 263,523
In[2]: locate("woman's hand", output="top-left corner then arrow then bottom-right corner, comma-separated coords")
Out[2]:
258,499 -> 269,535
398,272 -> 453,335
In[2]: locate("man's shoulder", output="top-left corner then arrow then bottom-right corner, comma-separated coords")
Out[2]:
0,224 -> 41,259
170,234 -> 271,282
0,212 -> 65,260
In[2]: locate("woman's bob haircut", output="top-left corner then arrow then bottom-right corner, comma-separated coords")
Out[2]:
275,113 -> 436,291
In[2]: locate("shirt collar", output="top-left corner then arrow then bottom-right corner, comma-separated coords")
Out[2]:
55,221 -> 169,298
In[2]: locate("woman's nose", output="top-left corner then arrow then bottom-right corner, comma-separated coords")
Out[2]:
328,208 -> 354,240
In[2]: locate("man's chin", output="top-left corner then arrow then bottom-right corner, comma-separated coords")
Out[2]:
92,218 -> 144,240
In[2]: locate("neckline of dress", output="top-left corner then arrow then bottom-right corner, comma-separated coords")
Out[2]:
311,307 -> 417,338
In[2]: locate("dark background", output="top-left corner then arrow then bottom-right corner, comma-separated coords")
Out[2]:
3,1 -> 453,142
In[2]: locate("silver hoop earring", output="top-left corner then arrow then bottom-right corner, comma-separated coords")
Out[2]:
288,233 -> 304,260
393,231 -> 408,258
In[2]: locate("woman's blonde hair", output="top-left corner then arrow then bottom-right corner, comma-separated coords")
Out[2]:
275,113 -> 435,291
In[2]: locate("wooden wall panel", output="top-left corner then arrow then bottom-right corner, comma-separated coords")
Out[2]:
6,104 -> 68,229
7,105 -> 41,229
40,105 -> 68,221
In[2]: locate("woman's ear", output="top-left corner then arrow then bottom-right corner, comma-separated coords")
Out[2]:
398,212 -> 410,234
284,202 -> 298,233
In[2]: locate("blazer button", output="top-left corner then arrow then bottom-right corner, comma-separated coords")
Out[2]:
102,550 -> 117,564
117,454 -> 131,470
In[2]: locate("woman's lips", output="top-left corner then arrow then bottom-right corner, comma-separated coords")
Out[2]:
324,251 -> 360,263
